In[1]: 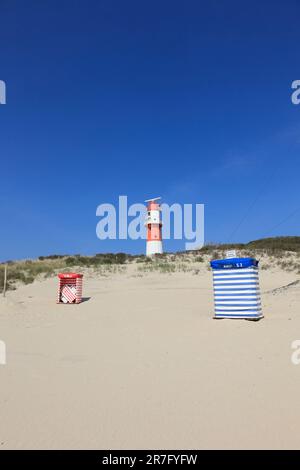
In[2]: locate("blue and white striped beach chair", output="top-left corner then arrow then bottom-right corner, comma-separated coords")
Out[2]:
210,258 -> 263,320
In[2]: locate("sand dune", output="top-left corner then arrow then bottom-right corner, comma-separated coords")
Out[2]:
0,266 -> 300,449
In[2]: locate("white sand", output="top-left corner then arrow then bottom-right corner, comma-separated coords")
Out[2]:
0,267 -> 300,449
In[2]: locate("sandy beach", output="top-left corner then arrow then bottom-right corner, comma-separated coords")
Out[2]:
0,265 -> 300,449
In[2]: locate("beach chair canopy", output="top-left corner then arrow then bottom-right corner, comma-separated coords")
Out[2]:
210,257 -> 259,270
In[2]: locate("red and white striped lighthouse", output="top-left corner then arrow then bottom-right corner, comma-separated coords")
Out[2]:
145,197 -> 163,256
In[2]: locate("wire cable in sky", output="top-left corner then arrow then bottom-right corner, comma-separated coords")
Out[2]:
260,206 -> 300,240
226,165 -> 279,243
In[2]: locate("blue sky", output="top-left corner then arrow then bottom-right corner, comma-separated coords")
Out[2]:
0,0 -> 299,260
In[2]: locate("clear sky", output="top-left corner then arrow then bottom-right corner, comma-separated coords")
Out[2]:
0,0 -> 300,260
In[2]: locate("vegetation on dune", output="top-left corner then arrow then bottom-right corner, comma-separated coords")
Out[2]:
0,253 -> 132,293
1,237 -> 299,293
65,252 -> 131,267
199,236 -> 300,254
246,236 -> 300,253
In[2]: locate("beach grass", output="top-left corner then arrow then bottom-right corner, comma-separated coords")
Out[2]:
1,236 -> 299,292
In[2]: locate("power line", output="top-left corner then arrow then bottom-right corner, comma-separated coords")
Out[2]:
226,186 -> 267,242
260,206 -> 300,239
226,166 -> 279,243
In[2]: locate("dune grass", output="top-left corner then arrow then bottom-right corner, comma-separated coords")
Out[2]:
1,237 -> 299,292
0,253 -> 132,293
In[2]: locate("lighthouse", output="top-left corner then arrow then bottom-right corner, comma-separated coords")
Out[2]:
145,197 -> 163,256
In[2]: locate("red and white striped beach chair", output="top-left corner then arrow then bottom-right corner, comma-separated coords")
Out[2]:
57,273 -> 83,304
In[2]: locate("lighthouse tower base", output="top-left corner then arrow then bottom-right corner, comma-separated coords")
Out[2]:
146,240 -> 163,256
